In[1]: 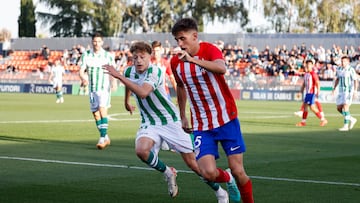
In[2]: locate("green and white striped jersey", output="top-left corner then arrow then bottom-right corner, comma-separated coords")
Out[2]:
80,49 -> 115,92
51,64 -> 65,82
335,65 -> 358,93
124,64 -> 180,126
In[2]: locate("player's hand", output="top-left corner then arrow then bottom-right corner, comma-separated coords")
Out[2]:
103,64 -> 118,77
181,117 -> 193,133
175,50 -> 191,62
125,103 -> 136,115
82,79 -> 88,86
182,127 -> 193,134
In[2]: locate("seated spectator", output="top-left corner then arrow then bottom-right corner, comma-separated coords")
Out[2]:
277,69 -> 286,85
41,45 -> 50,60
6,64 -> 17,73
2,39 -> 11,57
62,49 -> 70,65
323,63 -> 335,81
69,47 -> 80,65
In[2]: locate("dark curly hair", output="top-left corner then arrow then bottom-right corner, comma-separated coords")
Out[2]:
171,18 -> 198,35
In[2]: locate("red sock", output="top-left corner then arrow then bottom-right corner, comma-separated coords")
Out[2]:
300,103 -> 304,111
302,111 -> 308,119
315,101 -> 323,112
214,168 -> 230,183
315,111 -> 322,119
239,179 -> 254,203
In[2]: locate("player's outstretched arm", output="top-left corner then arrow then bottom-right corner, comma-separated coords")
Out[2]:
103,64 -> 153,99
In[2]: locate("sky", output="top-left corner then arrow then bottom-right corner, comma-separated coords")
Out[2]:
1,0 -> 266,38
1,0 -> 50,38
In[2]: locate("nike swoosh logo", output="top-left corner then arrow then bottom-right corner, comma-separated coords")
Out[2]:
230,146 -> 240,151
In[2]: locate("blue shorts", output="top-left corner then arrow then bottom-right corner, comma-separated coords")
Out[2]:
193,118 -> 246,160
304,93 -> 316,105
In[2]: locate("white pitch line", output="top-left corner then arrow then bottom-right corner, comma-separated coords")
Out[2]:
251,176 -> 360,187
0,118 -> 140,124
0,112 -> 140,124
1,111 -> 358,124
0,156 -> 359,187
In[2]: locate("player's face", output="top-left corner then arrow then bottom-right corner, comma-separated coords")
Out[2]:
305,62 -> 313,72
341,58 -> 350,67
174,30 -> 198,55
133,51 -> 151,74
92,37 -> 103,52
152,46 -> 162,59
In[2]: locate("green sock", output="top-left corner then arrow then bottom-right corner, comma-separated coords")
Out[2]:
200,176 -> 220,191
100,117 -> 108,137
95,119 -> 102,134
143,151 -> 166,172
343,111 -> 350,124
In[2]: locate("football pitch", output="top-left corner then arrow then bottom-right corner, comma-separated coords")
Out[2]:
0,93 -> 359,203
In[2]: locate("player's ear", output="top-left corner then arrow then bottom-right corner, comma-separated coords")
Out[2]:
192,31 -> 198,40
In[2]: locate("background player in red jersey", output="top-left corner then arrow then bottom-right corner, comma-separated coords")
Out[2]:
296,59 -> 328,127
170,18 -> 254,203
294,60 -> 324,118
151,40 -> 177,100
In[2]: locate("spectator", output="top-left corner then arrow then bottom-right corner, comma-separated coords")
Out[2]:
323,62 -> 335,81
6,64 -> 17,73
41,45 -> 50,60
62,49 -> 70,65
69,47 -> 80,65
2,39 -> 11,57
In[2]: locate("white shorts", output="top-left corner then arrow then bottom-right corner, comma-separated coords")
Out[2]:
336,92 -> 353,106
89,91 -> 111,112
52,80 -> 62,89
135,121 -> 194,156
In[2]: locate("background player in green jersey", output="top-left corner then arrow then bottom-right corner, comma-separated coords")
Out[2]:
48,58 -> 65,104
79,32 -> 116,149
103,41 -> 229,202
333,55 -> 358,131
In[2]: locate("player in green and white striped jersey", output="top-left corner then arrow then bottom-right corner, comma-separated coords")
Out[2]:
48,58 -> 65,103
79,32 -> 116,149
103,41 -> 229,202
332,55 -> 358,131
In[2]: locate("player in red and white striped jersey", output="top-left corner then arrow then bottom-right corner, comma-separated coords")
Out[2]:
171,18 -> 253,203
296,59 -> 328,127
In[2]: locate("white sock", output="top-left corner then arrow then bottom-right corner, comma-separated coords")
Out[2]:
164,166 -> 173,177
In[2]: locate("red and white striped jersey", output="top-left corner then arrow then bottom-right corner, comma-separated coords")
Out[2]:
171,42 -> 238,131
304,71 -> 319,94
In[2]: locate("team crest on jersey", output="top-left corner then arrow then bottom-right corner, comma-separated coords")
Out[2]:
198,66 -> 207,74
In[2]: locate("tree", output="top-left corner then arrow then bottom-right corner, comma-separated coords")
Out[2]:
122,0 -> 150,33
263,0 -> 294,33
0,28 -> 12,42
122,0 -> 249,33
353,0 -> 360,31
294,0 -> 317,33
37,0 -> 96,37
191,0 -> 248,31
37,0 -> 126,37
92,0 -> 126,36
317,0 -> 359,33
18,0 -> 36,37
263,0 -> 360,33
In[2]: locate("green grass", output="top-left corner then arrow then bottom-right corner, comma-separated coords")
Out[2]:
0,93 -> 359,203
